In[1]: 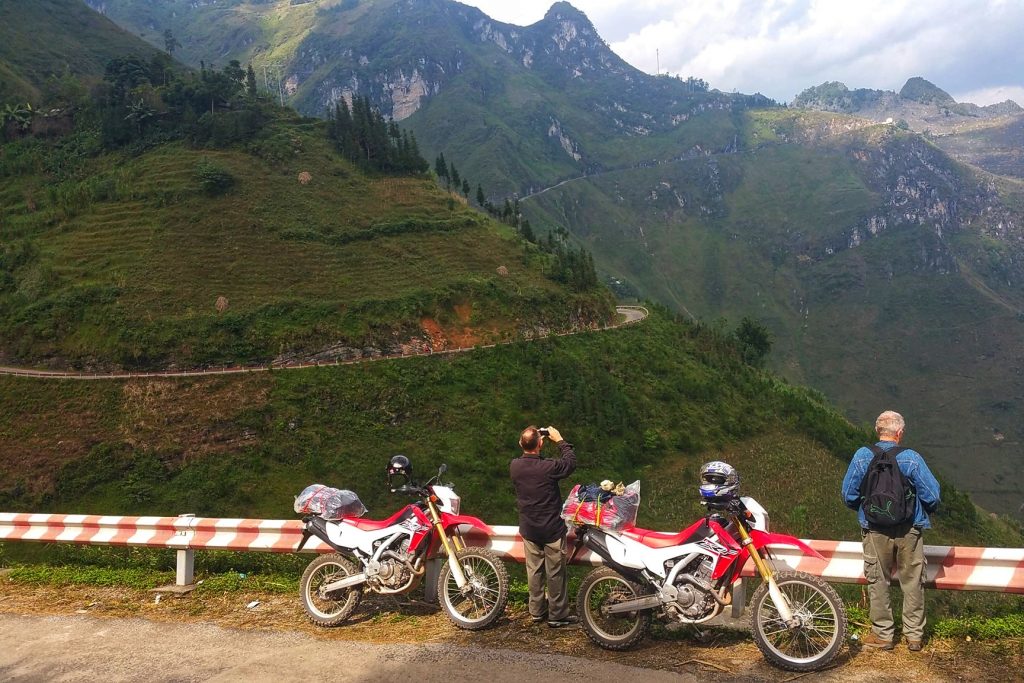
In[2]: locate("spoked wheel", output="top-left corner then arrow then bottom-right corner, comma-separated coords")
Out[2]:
300,553 -> 363,627
438,547 -> 509,630
750,570 -> 847,672
577,567 -> 651,650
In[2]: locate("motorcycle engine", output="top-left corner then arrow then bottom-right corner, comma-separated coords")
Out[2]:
375,539 -> 413,590
671,556 -> 716,620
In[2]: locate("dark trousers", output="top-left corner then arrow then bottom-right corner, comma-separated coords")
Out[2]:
523,536 -> 569,620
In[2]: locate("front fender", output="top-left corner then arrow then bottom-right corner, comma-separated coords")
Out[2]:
749,529 -> 825,561
441,513 -> 494,535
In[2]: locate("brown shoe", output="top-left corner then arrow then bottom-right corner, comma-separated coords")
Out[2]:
907,639 -> 923,652
862,631 -> 894,650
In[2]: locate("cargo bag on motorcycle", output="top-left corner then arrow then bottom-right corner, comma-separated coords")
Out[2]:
561,480 -> 640,531
294,484 -> 367,520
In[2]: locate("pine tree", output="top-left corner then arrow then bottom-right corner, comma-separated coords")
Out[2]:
522,219 -> 536,243
435,153 -> 449,180
476,184 -> 485,206
450,164 -> 460,189
408,132 -> 427,173
461,178 -> 470,198
246,64 -> 258,99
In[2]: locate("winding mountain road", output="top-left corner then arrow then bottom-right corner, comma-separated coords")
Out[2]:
0,306 -> 648,381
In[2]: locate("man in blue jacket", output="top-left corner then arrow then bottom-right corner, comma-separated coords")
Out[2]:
841,410 -> 941,652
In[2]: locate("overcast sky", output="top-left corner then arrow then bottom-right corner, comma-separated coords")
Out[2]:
460,0 -> 1024,106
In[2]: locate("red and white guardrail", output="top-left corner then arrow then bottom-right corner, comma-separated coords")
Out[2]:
2,513 -> 1023,594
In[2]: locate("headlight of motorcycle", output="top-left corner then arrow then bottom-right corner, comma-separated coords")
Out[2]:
449,494 -> 460,516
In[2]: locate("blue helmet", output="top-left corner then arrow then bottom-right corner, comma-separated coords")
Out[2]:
699,461 -> 739,502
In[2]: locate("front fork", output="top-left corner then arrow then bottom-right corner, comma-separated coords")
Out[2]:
731,515 -> 796,625
427,500 -> 469,589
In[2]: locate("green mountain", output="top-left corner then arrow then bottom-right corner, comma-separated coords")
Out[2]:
0,0 -> 168,105
46,0 -> 1024,520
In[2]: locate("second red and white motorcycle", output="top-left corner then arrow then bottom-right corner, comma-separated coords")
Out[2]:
571,461 -> 847,672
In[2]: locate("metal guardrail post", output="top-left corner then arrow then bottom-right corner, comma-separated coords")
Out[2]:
176,514 -> 195,587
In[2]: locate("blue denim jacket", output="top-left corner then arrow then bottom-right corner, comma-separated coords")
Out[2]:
841,441 -> 941,529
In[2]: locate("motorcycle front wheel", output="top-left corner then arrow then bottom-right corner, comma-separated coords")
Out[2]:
750,570 -> 847,672
300,553 -> 363,627
438,547 -> 509,630
577,567 -> 651,650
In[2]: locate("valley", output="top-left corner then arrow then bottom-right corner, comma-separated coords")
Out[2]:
1,0 -> 1022,541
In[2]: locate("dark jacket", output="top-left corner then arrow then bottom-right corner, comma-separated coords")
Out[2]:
510,441 -> 577,544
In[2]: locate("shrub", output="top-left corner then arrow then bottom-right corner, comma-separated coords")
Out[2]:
194,158 -> 235,195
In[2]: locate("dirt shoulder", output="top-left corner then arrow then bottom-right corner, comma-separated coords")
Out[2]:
0,582 -> 1019,682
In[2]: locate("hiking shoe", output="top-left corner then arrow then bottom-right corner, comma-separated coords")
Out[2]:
861,632 -> 894,650
530,614 -> 548,624
547,615 -> 579,628
907,639 -> 923,652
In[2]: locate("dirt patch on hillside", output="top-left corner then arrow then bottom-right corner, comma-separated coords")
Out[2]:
0,581 -> 1018,682
420,317 -> 483,350
0,375 -> 273,497
454,303 -> 473,324
119,376 -> 271,462
0,387 -> 115,496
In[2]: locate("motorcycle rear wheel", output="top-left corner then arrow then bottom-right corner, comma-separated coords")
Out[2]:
300,553 -> 363,627
438,547 -> 509,630
577,567 -> 651,650
750,570 -> 847,671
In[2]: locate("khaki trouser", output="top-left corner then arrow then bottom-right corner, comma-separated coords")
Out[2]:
862,525 -> 927,641
523,536 -> 569,621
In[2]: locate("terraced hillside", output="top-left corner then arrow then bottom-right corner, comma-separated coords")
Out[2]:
0,111 -> 612,370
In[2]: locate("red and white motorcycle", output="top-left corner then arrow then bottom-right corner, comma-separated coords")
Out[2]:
296,460 -> 508,630
572,494 -> 847,672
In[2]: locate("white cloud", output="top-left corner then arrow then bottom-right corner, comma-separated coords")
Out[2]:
458,0 -> 1024,104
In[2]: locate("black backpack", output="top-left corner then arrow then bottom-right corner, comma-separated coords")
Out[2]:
859,445 -> 916,527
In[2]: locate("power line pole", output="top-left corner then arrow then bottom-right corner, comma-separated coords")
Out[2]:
261,63 -> 286,106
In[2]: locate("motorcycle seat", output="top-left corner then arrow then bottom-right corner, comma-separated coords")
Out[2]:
620,523 -> 712,549
341,506 -> 411,531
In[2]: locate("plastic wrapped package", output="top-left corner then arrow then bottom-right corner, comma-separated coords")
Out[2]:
294,484 -> 367,520
561,480 -> 640,531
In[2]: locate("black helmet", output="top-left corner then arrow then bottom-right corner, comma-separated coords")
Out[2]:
387,455 -> 412,486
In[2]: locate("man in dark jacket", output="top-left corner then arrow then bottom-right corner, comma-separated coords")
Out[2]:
510,424 -> 577,627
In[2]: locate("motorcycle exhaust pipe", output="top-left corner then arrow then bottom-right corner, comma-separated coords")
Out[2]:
321,573 -> 369,593
602,595 -> 664,615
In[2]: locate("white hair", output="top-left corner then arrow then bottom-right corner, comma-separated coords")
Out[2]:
875,410 -> 905,438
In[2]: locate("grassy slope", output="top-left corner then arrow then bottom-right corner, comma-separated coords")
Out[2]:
0,309 -> 1016,550
0,0 -> 166,104
79,0 -> 344,69
933,117 -> 1024,180
0,116 -> 611,369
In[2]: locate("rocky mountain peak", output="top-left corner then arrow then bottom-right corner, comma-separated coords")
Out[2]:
899,76 -> 956,106
543,2 -> 591,24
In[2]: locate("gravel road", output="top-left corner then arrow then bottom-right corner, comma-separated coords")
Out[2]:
0,613 -> 692,683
